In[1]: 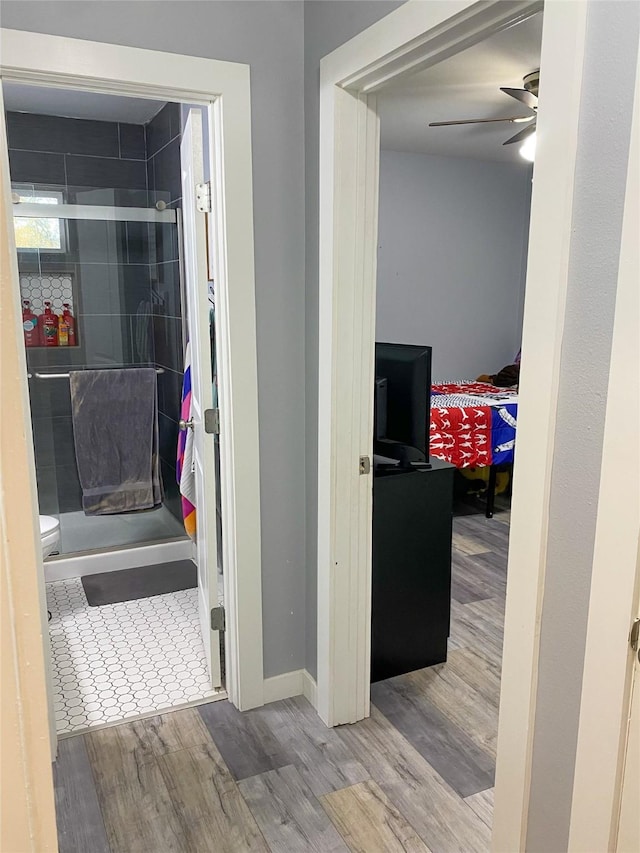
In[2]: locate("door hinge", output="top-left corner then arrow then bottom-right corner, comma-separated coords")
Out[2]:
196,181 -> 212,213
204,408 -> 220,435
211,606 -> 225,632
359,455 -> 371,475
630,618 -> 640,652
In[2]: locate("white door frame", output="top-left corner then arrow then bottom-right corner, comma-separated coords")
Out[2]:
316,0 -> 588,849
0,29 -> 265,712
568,47 -> 640,852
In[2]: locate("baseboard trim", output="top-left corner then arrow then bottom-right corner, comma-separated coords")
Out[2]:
302,669 -> 318,709
263,669 -> 318,707
44,538 -> 193,582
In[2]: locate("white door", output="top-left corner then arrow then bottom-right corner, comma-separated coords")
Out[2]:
616,610 -> 640,852
180,109 -> 222,688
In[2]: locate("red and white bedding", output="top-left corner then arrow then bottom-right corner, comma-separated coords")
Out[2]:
430,381 -> 518,468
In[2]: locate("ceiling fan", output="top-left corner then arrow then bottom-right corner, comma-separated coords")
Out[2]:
428,70 -> 539,148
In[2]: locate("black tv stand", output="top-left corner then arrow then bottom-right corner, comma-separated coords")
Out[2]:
371,458 -> 454,682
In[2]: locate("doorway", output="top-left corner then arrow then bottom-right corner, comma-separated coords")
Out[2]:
315,1 -> 589,849
0,26 -> 265,750
5,87 -> 223,733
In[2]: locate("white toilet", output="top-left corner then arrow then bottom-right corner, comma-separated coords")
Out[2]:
39,515 -> 60,559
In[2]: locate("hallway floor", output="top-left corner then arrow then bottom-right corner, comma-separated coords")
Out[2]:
53,508 -> 508,852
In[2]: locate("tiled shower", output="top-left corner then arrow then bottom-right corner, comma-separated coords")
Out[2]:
8,103 -> 187,554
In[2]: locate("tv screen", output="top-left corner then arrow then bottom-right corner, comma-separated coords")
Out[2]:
375,342 -> 432,463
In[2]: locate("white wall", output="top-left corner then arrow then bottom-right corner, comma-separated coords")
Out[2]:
376,150 -> 532,381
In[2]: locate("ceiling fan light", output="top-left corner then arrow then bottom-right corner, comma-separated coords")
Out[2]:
520,131 -> 537,161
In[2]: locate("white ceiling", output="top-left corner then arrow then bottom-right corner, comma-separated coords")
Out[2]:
378,13 -> 543,164
2,82 -> 165,125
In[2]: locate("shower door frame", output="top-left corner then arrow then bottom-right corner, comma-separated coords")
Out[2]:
0,29 -> 265,717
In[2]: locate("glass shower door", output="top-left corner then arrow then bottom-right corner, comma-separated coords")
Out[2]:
15,198 -> 188,557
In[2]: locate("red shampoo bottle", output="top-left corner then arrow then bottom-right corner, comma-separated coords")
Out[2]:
22,299 -> 39,347
41,301 -> 59,347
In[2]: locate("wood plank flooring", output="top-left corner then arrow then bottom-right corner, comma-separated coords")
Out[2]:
53,507 -> 508,853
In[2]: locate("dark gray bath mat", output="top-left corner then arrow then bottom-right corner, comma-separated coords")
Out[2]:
81,559 -> 197,606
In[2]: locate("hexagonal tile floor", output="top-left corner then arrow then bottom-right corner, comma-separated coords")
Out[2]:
46,577 -> 221,735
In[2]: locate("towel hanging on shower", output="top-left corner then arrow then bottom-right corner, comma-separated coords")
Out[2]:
177,342 -> 196,540
70,368 -> 163,515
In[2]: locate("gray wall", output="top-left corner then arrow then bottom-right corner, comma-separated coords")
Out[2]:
376,150 -> 531,380
526,2 -> 639,850
303,0 -> 406,680
1,0 -> 307,679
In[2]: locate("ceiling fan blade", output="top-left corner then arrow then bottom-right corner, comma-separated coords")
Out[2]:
429,116 -> 533,127
503,122 -> 536,146
500,87 -> 537,111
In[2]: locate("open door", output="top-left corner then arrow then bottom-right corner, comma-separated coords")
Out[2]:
180,108 -> 222,689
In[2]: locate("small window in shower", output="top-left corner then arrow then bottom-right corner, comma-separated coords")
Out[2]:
12,187 -> 66,252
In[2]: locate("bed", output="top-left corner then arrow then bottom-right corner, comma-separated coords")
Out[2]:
429,381 -> 518,517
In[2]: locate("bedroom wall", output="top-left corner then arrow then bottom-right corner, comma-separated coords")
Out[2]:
0,0 -> 307,680
376,149 -> 532,381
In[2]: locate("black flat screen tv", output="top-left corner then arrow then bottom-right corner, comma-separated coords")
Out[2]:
374,342 -> 432,466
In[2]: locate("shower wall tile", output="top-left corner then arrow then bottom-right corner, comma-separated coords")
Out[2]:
159,412 -> 179,465
152,261 -> 182,318
151,137 -> 182,204
66,186 -> 149,208
26,379 -> 50,419
118,123 -> 146,160
161,458 -> 182,522
145,102 -> 180,158
8,149 -> 66,184
146,103 -> 182,208
125,221 -> 153,264
51,416 -> 78,470
26,348 -> 89,371
153,315 -> 183,373
27,377 -> 72,419
74,263 -> 115,315
15,250 -> 40,273
145,100 -> 184,515
55,464 -> 83,513
32,417 -> 56,469
7,112 -> 121,158
118,264 -> 153,315
65,154 -> 147,190
157,367 -> 183,423
36,466 -> 59,515
78,314 -> 155,366
152,222 -> 180,265
67,219 -> 112,264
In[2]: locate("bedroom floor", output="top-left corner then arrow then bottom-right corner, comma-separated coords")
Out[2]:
52,508 -> 508,853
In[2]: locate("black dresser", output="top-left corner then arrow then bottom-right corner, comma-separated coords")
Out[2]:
371,458 -> 454,682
